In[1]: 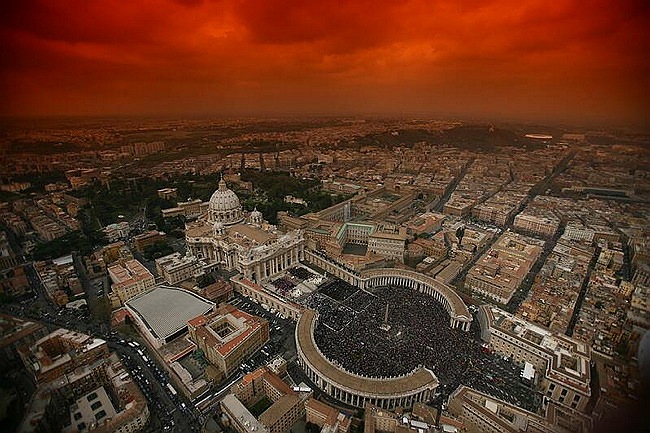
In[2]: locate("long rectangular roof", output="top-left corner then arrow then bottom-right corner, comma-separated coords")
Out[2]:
127,286 -> 215,339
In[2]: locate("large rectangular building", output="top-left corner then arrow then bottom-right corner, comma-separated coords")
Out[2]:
155,252 -> 204,285
223,365 -> 312,433
514,214 -> 560,238
221,394 -> 270,433
18,328 -> 109,384
188,304 -> 269,377
108,259 -> 155,305
133,230 -> 166,253
478,305 -> 591,413
306,398 -> 351,433
0,314 -> 48,370
465,232 -> 542,304
126,286 -> 215,347
447,385 -> 592,433
368,228 -> 407,263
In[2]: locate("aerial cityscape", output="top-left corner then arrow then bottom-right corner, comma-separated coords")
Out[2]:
1,2 -> 649,433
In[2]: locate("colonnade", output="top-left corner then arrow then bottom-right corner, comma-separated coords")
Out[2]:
363,274 -> 471,331
298,357 -> 433,410
304,251 -> 472,331
247,245 -> 305,283
295,310 -> 437,411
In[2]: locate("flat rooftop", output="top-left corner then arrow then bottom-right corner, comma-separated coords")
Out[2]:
127,286 -> 215,340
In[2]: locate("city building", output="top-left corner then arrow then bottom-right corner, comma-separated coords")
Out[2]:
367,226 -> 407,263
363,403 -> 458,433
32,255 -> 84,306
19,352 -> 149,433
223,366 -> 311,433
196,280 -> 234,304
161,198 -> 208,219
0,263 -> 31,298
220,393 -> 269,433
465,232 -> 543,304
259,394 -> 305,433
125,285 -> 215,348
133,230 -> 167,253
155,252 -> 204,285
628,283 -> 650,330
102,221 -> 130,242
478,305 -> 592,412
0,314 -> 48,370
188,303 -> 269,377
0,231 -> 18,270
306,398 -> 351,433
18,328 -> 110,384
513,214 -> 560,237
447,385 -> 592,433
108,259 -> 155,306
157,187 -> 178,200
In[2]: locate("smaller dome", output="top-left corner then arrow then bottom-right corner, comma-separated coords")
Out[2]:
213,221 -> 225,236
250,207 -> 263,224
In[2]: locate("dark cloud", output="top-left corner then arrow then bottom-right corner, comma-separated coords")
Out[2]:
0,0 -> 174,44
233,0 -> 409,52
0,0 -> 647,125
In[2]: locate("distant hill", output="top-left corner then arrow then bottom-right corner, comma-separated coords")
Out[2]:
439,125 -> 518,151
352,128 -> 439,149
350,124 -> 535,152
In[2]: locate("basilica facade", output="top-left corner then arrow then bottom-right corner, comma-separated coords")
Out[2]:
185,177 -> 305,284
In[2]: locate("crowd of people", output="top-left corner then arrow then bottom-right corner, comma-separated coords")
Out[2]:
271,276 -> 296,292
307,282 -> 541,412
318,279 -> 358,302
288,267 -> 314,280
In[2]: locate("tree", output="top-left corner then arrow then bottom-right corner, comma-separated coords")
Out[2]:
456,226 -> 465,246
305,422 -> 321,433
197,273 -> 216,288
142,241 -> 174,260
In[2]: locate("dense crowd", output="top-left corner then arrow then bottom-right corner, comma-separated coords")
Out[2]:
308,283 -> 541,412
271,276 -> 295,292
288,267 -> 314,280
319,279 -> 358,302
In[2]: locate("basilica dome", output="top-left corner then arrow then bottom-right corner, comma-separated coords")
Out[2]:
208,177 -> 244,225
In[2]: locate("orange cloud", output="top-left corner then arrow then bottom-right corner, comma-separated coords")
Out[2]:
0,0 -> 648,126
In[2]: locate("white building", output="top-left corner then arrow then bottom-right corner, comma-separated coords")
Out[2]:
107,259 -> 155,306
185,177 -> 305,284
562,222 -> 595,243
155,252 -> 204,285
102,221 -> 130,242
478,305 -> 592,413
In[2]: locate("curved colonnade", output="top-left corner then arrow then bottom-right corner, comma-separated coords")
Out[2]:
295,263 -> 473,409
296,309 -> 438,410
360,268 -> 472,331
305,251 -> 472,330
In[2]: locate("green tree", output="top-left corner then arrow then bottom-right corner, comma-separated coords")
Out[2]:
456,226 -> 465,246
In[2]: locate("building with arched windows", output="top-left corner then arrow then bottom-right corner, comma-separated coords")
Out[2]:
185,177 -> 305,284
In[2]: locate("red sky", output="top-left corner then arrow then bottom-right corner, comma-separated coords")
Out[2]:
1,0 -> 649,126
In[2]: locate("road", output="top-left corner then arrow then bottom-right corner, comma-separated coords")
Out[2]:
451,149 -> 576,304
4,261 -> 201,433
565,245 -> 602,337
109,340 -> 201,432
433,158 -> 474,212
